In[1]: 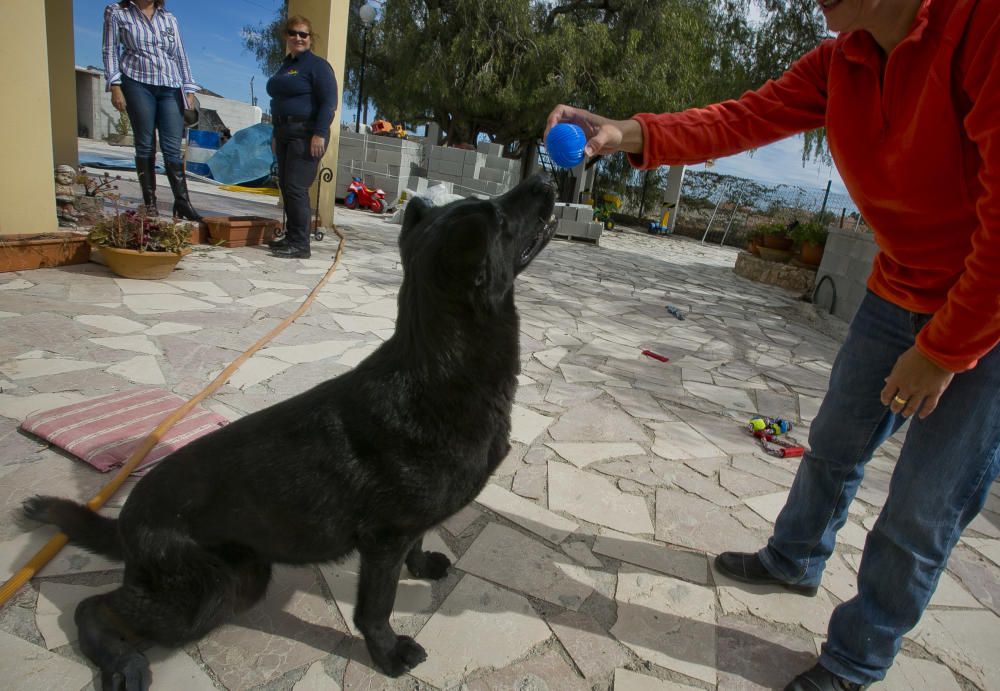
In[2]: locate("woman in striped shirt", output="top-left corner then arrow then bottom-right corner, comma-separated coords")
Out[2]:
103,0 -> 202,221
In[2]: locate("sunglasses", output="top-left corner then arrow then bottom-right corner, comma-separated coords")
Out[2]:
287,30 -> 310,39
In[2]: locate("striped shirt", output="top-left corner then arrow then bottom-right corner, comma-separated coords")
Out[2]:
102,1 -> 198,93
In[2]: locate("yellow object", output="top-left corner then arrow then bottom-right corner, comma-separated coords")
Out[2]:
219,185 -> 280,196
0,225 -> 348,607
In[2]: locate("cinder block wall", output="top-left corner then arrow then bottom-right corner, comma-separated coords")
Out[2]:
814,228 -> 878,322
552,203 -> 603,243
335,133 -> 521,201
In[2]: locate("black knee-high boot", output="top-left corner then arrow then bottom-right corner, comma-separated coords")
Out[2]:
164,161 -> 203,222
135,157 -> 159,216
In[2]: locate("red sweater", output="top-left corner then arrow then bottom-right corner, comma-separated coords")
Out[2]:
628,0 -> 999,372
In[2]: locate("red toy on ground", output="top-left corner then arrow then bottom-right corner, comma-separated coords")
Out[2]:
344,176 -> 386,214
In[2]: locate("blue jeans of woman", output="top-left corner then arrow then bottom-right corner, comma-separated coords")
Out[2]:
758,290 -> 1000,684
119,75 -> 185,164
274,121 -> 322,250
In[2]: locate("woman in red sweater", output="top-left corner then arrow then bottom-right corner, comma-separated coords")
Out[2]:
548,1 -> 999,689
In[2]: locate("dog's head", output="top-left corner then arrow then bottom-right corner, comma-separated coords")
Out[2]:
398,174 -> 557,313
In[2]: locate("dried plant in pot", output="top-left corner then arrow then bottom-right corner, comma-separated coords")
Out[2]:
88,209 -> 191,279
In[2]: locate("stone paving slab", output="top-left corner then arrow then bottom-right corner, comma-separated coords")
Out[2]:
0,200 -> 996,689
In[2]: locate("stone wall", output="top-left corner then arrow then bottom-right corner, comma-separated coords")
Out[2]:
733,252 -> 816,294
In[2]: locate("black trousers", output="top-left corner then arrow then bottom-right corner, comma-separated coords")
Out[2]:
274,122 -> 322,250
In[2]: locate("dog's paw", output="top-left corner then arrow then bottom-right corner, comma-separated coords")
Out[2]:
407,550 -> 451,580
102,652 -> 150,691
21,495 -> 56,523
373,635 -> 427,677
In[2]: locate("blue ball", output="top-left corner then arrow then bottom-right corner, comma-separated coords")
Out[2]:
546,123 -> 587,168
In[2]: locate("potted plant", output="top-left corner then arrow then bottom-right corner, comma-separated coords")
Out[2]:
0,232 -> 91,273
87,209 -> 191,279
759,222 -> 794,251
790,221 -> 829,266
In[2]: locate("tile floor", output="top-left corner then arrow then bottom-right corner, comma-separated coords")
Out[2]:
0,187 -> 997,690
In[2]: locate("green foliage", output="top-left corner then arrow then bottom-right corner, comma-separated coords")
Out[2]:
241,0 -> 835,164
88,211 -> 191,253
789,220 -> 828,245
757,222 -> 788,237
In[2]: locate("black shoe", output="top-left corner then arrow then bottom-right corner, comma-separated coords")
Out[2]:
164,161 -> 203,222
784,663 -> 866,690
267,236 -> 288,249
272,246 -> 311,259
715,552 -> 818,596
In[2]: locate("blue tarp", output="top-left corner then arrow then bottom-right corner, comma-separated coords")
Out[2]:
80,157 -> 164,173
206,123 -> 275,186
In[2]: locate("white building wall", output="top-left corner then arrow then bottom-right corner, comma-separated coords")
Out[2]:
75,68 -> 263,140
194,94 -> 263,132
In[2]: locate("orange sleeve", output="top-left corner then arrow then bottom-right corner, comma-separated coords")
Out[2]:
627,40 -> 833,170
915,8 -> 1000,371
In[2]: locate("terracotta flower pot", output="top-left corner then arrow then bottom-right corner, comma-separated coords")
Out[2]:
98,246 -> 190,280
185,222 -> 209,245
0,232 -> 90,273
799,241 -> 825,266
760,234 -> 794,251
203,216 -> 280,247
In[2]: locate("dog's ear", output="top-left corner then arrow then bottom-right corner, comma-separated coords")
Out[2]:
403,197 -> 431,229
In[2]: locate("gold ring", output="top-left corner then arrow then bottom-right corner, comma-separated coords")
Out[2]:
892,395 -> 909,405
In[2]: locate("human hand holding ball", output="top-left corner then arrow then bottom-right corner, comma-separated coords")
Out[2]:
545,123 -> 587,169
544,104 -> 644,165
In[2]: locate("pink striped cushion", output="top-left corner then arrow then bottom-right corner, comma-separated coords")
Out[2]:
20,388 -> 228,475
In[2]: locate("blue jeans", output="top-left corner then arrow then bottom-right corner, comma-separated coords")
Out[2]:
120,75 -> 185,164
758,291 -> 1000,684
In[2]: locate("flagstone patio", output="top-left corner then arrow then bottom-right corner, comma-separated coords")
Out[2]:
0,189 -> 997,690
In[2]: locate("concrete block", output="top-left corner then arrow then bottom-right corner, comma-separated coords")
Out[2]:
431,146 -> 466,164
441,161 -> 463,177
478,167 -> 506,184
483,155 -> 509,171
426,179 -> 454,193
477,141 -> 503,157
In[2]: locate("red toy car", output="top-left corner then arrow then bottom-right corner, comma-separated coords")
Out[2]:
344,176 -> 387,214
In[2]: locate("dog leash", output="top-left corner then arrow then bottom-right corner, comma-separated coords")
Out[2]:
747,416 -> 805,458
0,226 -> 347,608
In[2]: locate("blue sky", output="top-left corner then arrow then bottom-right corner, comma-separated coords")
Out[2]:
73,0 -> 849,198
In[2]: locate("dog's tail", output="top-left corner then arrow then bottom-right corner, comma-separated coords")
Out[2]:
22,495 -> 124,560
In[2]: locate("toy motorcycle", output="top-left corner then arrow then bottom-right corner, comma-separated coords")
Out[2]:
344,176 -> 386,214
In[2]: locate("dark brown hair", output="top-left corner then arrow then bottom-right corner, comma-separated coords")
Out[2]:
119,0 -> 165,7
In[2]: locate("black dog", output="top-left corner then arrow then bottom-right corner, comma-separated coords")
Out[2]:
24,174 -> 558,690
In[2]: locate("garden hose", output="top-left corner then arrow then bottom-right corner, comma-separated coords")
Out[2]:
0,225 -> 346,607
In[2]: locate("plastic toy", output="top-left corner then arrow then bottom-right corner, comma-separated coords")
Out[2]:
344,177 -> 387,214
546,123 -> 587,168
746,416 -> 803,458
641,349 -> 669,363
748,416 -> 793,435
369,118 -> 393,136
648,202 -> 675,235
